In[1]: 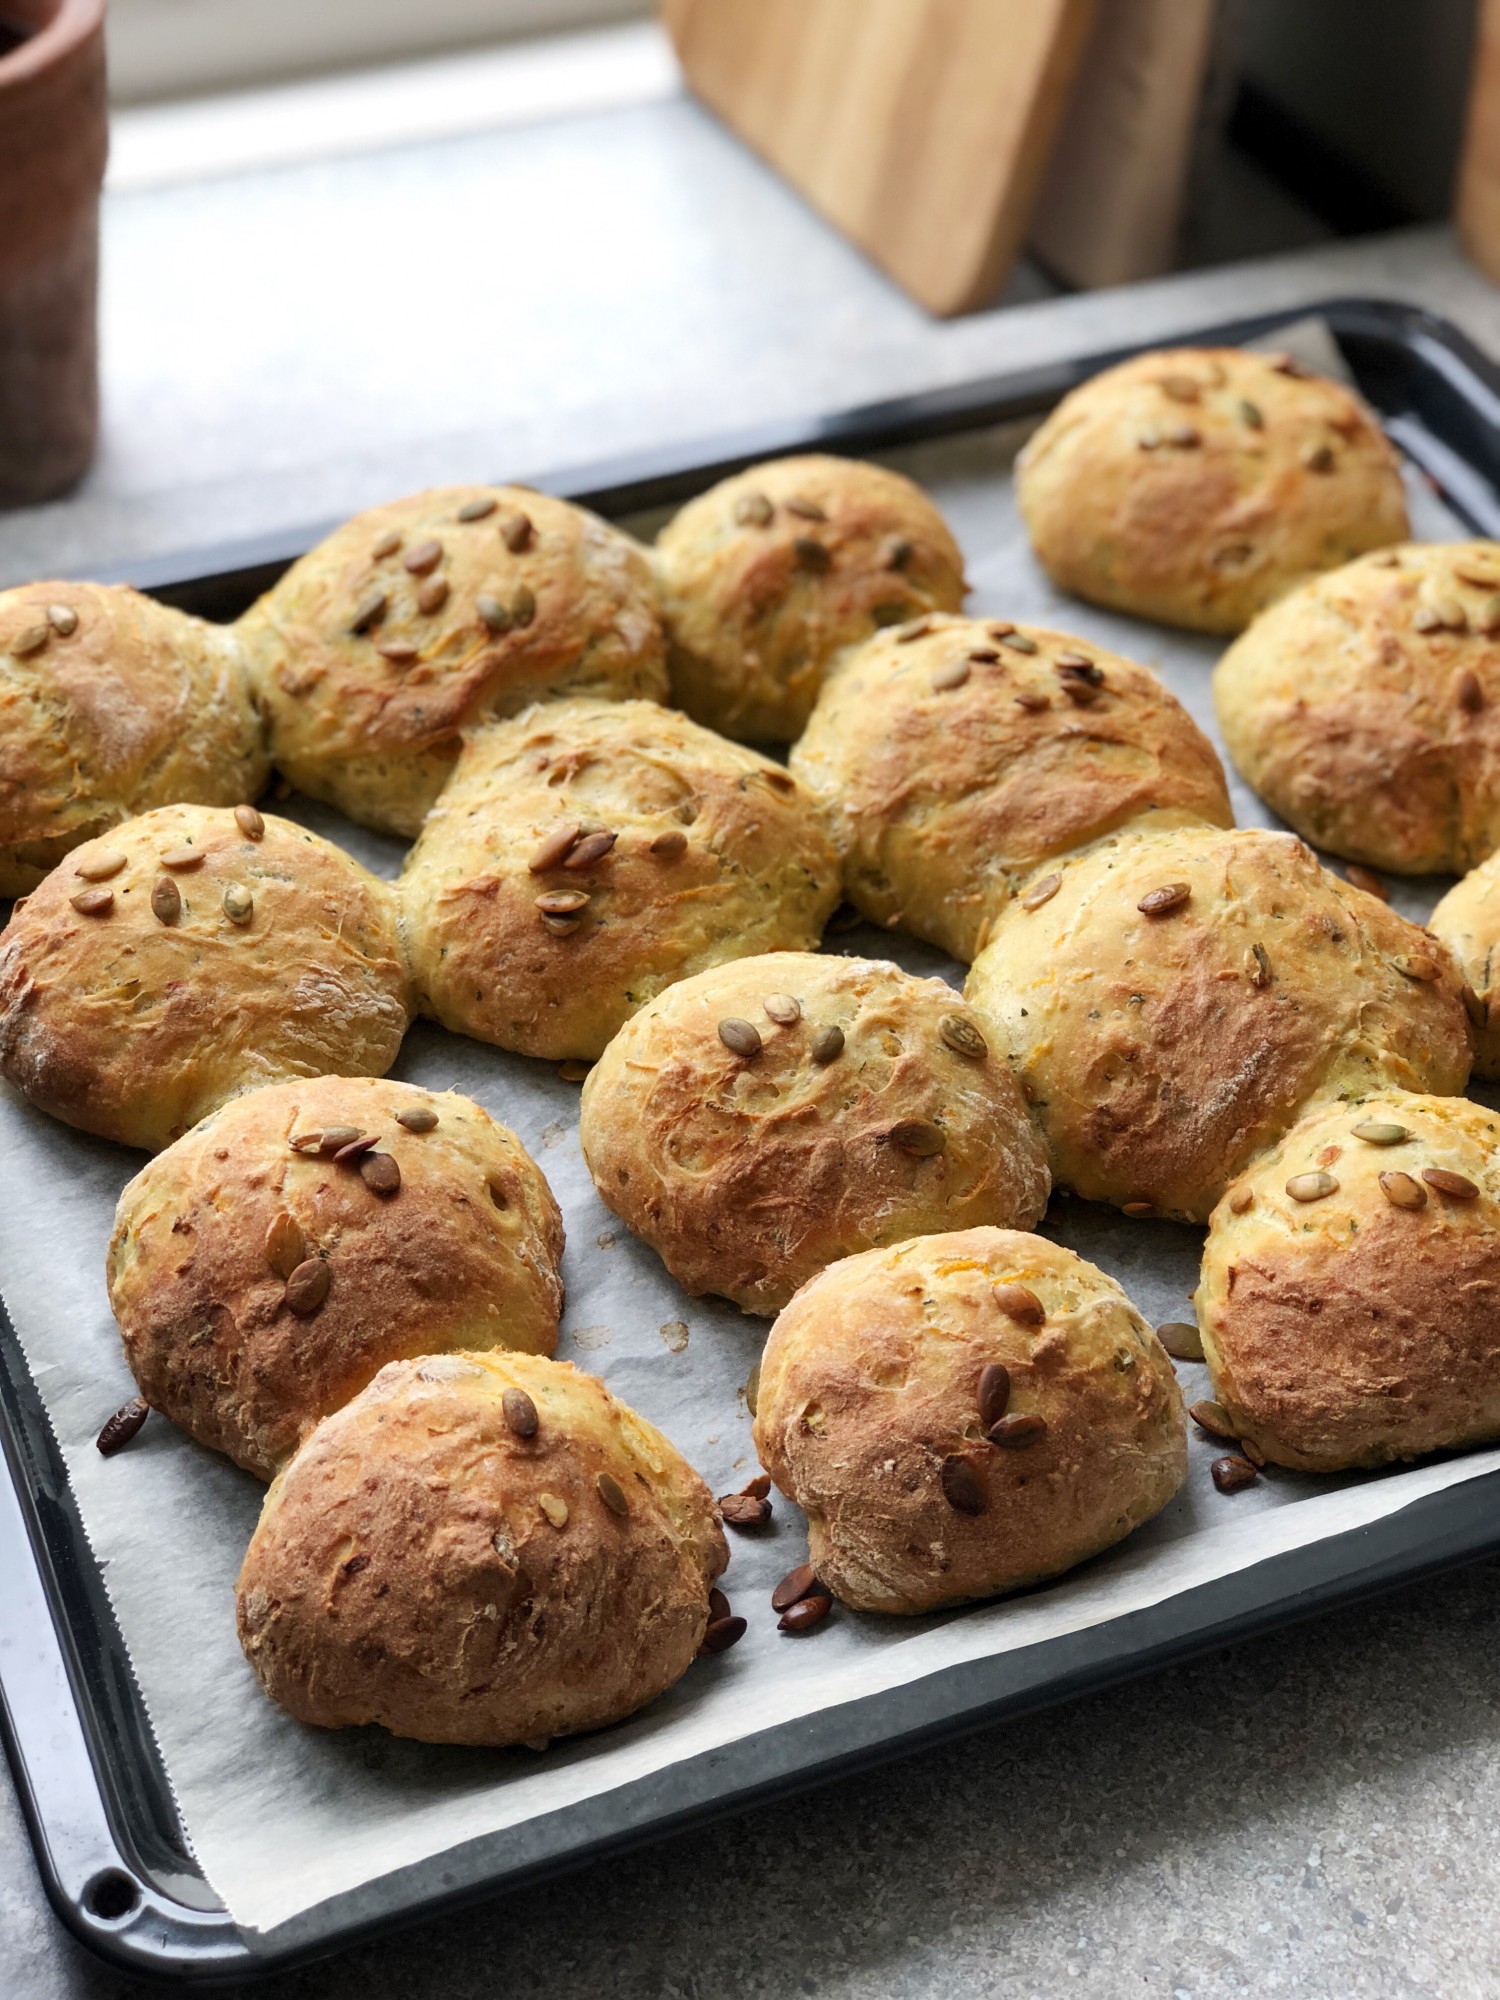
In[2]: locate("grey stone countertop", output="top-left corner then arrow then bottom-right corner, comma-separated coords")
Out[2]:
5,75 -> 1500,2000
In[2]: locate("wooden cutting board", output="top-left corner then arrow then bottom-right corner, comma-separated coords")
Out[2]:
1028,0 -> 1219,290
1459,0 -> 1500,284
661,0 -> 1098,317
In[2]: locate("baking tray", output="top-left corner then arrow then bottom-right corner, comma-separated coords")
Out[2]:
4,294 -> 1500,1984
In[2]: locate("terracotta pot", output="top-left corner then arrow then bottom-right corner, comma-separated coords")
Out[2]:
0,0 -> 106,508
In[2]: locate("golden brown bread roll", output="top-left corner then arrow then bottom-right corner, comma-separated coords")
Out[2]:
579,952 -> 1050,1314
964,824 -> 1471,1223
400,698 -> 841,1060
1017,347 -> 1408,633
236,1351 -> 727,1746
0,806 -> 409,1151
107,1077 -> 564,1478
655,454 -> 966,742
1430,853 -> 1500,1076
1215,542 -> 1500,874
1201,1092 -> 1500,1471
753,1228 -> 1185,1614
0,581 -> 269,896
237,486 -> 667,836
790,614 -> 1233,961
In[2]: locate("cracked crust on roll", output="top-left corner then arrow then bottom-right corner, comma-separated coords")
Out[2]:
579,952 -> 1050,1314
1202,1092 -> 1500,1471
236,1352 -> 727,1746
790,614 -> 1232,961
0,806 -> 410,1151
0,582 -> 269,896
964,824 -> 1471,1223
400,698 -> 841,1060
237,486 -> 666,836
1431,851 -> 1500,1077
108,1077 -> 564,1479
1016,347 -> 1408,634
1215,542 -> 1500,875
654,454 -> 966,743
753,1227 -> 1185,1615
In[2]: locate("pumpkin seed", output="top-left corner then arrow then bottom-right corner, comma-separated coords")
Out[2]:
403,538 -> 442,575
889,1119 -> 945,1158
75,850 -> 125,882
265,1212 -> 306,1279
993,1283 -> 1044,1325
1020,871 -> 1061,909
1423,1167 -> 1479,1199
718,1017 -> 762,1059
349,590 -> 387,634
1157,1321 -> 1204,1361
284,1258 -> 331,1316
529,822 -> 582,872
502,1386 -> 539,1437
939,1454 -> 987,1515
939,1013 -> 987,1059
1352,1120 -> 1408,1145
1286,1171 -> 1338,1201
222,883 -> 254,925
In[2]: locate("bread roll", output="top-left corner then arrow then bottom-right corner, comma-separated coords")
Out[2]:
236,1352 -> 727,1746
1017,347 -> 1408,633
401,698 -> 840,1060
108,1077 -> 563,1478
1202,1092 -> 1500,1470
754,1228 -> 1185,1614
790,614 -> 1232,960
0,806 -> 409,1150
964,824 -> 1471,1222
238,487 -> 666,836
579,952 -> 1049,1313
1430,851 -> 1500,1076
0,581 -> 268,895
1215,542 -> 1500,874
655,454 -> 966,742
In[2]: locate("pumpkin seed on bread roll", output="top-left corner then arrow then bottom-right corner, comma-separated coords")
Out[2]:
1215,542 -> 1500,875
790,614 -> 1232,961
1201,1092 -> 1500,1471
753,1228 -> 1186,1615
400,698 -> 840,1061
579,953 -> 1049,1315
237,1352 -> 727,1747
1017,346 -> 1407,633
238,486 -> 666,836
0,581 -> 268,896
108,1077 -> 563,1479
964,824 -> 1471,1223
0,805 -> 410,1152
655,454 -> 966,743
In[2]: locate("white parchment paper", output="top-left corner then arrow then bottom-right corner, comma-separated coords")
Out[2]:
2,326 -> 1492,1944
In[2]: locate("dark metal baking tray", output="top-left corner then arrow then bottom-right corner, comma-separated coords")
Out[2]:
3,295 -> 1499,1985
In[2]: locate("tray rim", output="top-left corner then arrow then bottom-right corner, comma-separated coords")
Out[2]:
5,290 -> 1500,1984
